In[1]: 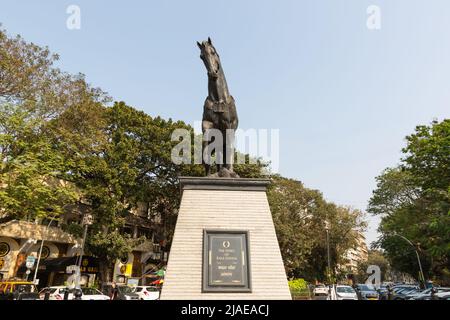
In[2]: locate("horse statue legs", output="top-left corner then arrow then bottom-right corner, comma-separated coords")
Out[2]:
202,120 -> 239,178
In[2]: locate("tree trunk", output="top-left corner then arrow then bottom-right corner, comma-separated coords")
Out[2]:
99,261 -> 112,284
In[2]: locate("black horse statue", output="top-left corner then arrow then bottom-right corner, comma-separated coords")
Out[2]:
197,38 -> 239,178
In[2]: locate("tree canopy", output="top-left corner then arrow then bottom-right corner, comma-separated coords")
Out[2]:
368,119 -> 450,285
268,175 -> 367,282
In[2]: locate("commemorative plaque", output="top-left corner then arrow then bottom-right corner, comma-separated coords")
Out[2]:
202,230 -> 251,292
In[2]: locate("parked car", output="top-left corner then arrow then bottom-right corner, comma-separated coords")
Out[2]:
101,283 -> 139,300
335,285 -> 358,300
392,287 -> 421,300
38,286 -> 76,300
313,284 -> 329,296
355,284 -> 379,300
385,285 -> 414,298
392,285 -> 417,293
436,292 -> 450,300
413,287 -> 450,300
81,287 -> 110,300
0,281 -> 39,300
133,286 -> 160,300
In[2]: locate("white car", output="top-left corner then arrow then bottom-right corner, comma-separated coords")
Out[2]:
313,284 -> 329,296
39,286 -> 76,300
133,286 -> 160,300
81,287 -> 110,300
410,287 -> 450,300
335,285 -> 358,300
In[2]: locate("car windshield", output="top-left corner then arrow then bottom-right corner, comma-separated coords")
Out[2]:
337,287 -> 355,293
146,287 -> 158,292
358,285 -> 375,291
118,286 -> 133,294
419,288 -> 431,294
82,288 -> 101,295
15,284 -> 35,293
402,288 -> 417,294
40,288 -> 57,294
58,287 -> 77,294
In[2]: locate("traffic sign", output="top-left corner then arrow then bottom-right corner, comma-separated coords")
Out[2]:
26,255 -> 36,269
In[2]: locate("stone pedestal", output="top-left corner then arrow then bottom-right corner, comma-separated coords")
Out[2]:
160,177 -> 291,300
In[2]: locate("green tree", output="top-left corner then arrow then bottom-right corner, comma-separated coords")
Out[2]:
0,27 -> 107,223
267,175 -> 366,282
0,27 -> 108,119
0,103 -> 78,222
369,120 -> 450,285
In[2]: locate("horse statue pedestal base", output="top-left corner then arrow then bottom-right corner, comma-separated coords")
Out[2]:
160,177 -> 291,300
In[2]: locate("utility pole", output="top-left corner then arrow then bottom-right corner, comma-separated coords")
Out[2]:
393,232 -> 426,289
325,220 -> 332,284
33,216 -> 56,284
76,213 -> 93,288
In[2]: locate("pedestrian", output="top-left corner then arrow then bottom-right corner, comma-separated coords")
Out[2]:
110,282 -> 119,300
387,284 -> 393,300
73,288 -> 82,300
430,286 -> 438,300
44,287 -> 51,300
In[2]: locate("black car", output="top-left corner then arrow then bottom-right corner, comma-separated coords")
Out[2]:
101,284 -> 139,300
1,284 -> 40,300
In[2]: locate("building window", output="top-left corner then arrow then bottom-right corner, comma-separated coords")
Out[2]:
137,227 -> 152,239
122,226 -> 133,237
0,242 -> 10,257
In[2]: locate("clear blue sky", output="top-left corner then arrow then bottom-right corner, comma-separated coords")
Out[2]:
1,1 -> 449,244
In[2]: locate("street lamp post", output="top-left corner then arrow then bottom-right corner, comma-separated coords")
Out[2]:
32,216 -> 56,284
324,221 -> 332,285
76,213 -> 93,288
393,232 -> 426,289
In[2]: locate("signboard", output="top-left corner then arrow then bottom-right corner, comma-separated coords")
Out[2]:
120,263 -> 132,277
66,265 -> 80,274
202,230 -> 251,293
26,255 -> 36,269
127,278 -> 139,286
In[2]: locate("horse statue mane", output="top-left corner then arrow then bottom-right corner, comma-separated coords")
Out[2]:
197,38 -> 239,178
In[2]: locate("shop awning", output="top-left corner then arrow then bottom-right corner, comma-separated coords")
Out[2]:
18,256 -> 99,273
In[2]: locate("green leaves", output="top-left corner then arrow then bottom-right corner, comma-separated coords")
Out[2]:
0,103 -> 78,222
369,119 -> 450,284
267,175 -> 367,281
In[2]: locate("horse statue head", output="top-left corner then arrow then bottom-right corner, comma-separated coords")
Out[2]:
197,37 -> 221,79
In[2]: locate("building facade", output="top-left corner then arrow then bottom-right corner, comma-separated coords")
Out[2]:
0,201 -> 165,287
342,232 -> 368,273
